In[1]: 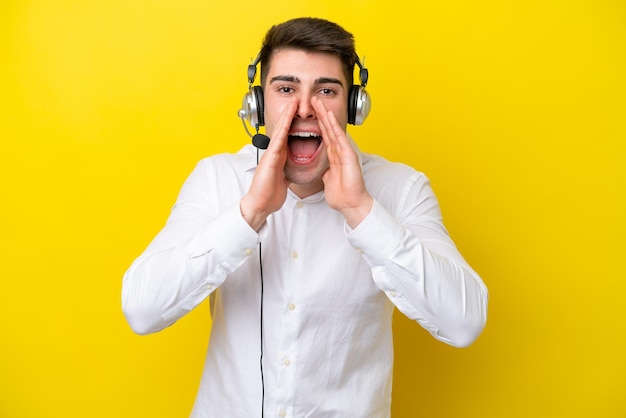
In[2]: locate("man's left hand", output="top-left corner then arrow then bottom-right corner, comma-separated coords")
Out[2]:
312,97 -> 374,229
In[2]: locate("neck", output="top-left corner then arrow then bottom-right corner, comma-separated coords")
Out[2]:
288,181 -> 324,199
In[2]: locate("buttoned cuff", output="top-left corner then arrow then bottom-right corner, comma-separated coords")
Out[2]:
202,203 -> 261,270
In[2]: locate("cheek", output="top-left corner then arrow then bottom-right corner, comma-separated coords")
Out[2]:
327,103 -> 349,127
318,96 -> 348,123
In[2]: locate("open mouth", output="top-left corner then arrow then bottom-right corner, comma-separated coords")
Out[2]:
288,132 -> 322,163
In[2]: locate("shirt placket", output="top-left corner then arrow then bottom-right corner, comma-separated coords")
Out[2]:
273,199 -> 306,418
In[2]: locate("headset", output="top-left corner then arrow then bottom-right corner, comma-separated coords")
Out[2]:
238,52 -> 371,147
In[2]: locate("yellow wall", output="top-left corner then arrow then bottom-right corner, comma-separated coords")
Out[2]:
1,1 -> 624,416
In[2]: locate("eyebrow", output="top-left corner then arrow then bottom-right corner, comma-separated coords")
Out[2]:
315,77 -> 344,87
269,75 -> 344,88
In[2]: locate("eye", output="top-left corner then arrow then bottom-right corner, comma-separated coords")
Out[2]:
278,86 -> 295,94
318,88 -> 336,96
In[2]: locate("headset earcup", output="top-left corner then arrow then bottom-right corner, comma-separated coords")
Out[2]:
348,85 -> 358,125
348,85 -> 371,125
252,86 -> 264,126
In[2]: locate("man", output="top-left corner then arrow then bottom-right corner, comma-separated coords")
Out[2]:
122,17 -> 488,418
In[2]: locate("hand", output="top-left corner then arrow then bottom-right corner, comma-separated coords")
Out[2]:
312,97 -> 374,228
240,100 -> 297,231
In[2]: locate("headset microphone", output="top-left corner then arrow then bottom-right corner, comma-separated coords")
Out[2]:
252,133 -> 270,150
238,105 -> 270,150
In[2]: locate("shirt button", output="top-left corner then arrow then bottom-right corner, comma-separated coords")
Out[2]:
296,201 -> 304,208
288,303 -> 296,311
244,248 -> 253,256
291,251 -> 298,259
283,358 -> 291,367
390,291 -> 397,298
279,410 -> 287,417
203,284 -> 213,291
355,247 -> 364,254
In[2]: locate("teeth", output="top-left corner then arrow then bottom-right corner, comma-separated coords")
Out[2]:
290,132 -> 320,138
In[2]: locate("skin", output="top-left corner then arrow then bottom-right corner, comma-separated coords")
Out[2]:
240,49 -> 374,231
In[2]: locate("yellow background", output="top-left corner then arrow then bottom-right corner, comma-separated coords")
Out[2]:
1,0 -> 624,416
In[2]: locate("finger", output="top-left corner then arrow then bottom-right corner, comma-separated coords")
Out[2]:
312,97 -> 348,155
267,99 -> 297,152
325,110 -> 348,150
312,97 -> 339,151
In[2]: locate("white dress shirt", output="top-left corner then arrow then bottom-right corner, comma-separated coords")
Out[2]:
122,142 -> 488,418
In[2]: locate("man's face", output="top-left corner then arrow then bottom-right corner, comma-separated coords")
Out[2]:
263,48 -> 349,198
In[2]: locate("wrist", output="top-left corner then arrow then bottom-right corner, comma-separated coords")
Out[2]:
341,195 -> 374,229
240,195 -> 269,232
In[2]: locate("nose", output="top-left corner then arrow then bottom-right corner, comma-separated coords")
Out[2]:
295,95 -> 316,120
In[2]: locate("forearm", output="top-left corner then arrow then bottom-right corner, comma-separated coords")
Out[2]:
122,203 -> 259,334
349,200 -> 488,347
376,228 -> 487,347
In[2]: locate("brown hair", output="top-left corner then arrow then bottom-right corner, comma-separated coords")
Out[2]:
257,17 -> 357,87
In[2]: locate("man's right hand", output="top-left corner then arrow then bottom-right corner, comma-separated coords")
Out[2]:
240,99 -> 297,231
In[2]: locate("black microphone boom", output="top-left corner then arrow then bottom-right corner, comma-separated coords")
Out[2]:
238,108 -> 270,149
252,133 -> 270,150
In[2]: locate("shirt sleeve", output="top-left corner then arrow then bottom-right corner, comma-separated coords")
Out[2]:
346,174 -> 488,348
121,161 -> 261,335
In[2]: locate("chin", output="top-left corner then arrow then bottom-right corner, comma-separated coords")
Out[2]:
284,163 -> 328,196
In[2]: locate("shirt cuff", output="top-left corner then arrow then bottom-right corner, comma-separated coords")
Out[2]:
201,202 -> 261,270
346,200 -> 404,266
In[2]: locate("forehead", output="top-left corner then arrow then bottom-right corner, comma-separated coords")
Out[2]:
265,48 -> 347,83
